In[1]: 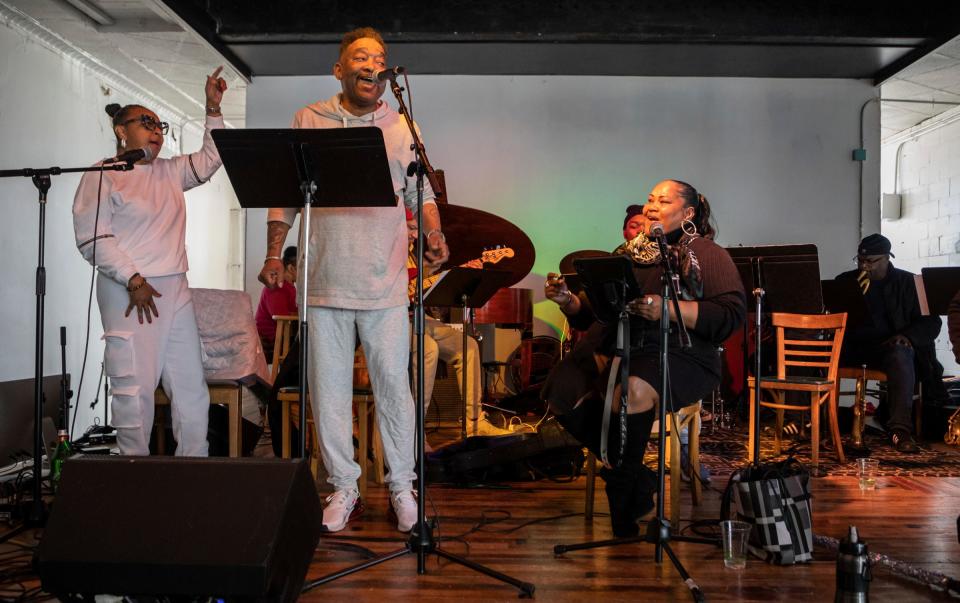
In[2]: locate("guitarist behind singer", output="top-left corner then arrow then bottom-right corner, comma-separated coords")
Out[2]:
406,209 -> 513,441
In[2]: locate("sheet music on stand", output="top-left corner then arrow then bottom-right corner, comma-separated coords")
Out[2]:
920,267 -> 960,317
727,244 -> 823,315
422,267 -> 513,309
821,278 -> 868,327
212,128 -> 396,209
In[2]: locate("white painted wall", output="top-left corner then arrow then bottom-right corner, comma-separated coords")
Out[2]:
0,22 -> 240,434
881,107 -> 960,375
245,74 -> 880,332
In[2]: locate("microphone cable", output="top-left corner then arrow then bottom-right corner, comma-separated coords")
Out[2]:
71,165 -> 106,438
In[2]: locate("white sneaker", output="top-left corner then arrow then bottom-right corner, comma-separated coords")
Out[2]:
390,489 -> 418,533
470,416 -> 513,437
321,489 -> 362,533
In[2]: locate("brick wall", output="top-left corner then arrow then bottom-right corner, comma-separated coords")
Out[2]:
881,108 -> 960,375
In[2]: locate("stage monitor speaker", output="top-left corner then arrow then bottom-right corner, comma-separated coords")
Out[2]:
36,456 -> 321,602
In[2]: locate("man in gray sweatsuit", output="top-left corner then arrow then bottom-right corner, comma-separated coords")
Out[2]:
259,27 -> 449,533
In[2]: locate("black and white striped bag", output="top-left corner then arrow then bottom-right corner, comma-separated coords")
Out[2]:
721,458 -> 814,564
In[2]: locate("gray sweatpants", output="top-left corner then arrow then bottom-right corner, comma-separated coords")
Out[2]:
307,305 -> 416,493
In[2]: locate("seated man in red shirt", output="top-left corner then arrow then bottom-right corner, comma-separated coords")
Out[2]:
255,245 -> 298,362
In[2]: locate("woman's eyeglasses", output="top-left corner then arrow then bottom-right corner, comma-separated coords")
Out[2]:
122,115 -> 169,135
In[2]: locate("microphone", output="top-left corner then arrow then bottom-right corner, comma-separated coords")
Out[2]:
374,66 -> 407,82
104,146 -> 154,165
649,221 -> 669,255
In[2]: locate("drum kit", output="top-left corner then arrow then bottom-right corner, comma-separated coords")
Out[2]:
425,207 -> 741,434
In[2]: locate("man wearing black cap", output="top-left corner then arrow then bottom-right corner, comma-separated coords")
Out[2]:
835,233 -> 948,453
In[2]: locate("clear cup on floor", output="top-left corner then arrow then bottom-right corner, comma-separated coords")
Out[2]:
720,520 -> 751,570
857,458 -> 879,491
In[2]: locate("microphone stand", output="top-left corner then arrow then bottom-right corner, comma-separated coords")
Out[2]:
0,161 -> 133,531
302,76 -> 533,596
554,227 -> 715,603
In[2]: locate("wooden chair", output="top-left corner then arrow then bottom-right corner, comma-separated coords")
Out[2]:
584,401 -> 704,533
269,314 -> 297,382
835,366 -> 923,448
748,312 -> 847,468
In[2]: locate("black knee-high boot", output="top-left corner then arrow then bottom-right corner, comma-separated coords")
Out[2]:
601,409 -> 656,538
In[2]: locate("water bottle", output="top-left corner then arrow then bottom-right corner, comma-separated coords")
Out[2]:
835,525 -> 871,602
50,429 -> 73,492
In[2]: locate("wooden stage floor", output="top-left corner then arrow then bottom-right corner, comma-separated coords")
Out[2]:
300,471 -> 959,601
4,426 -> 959,601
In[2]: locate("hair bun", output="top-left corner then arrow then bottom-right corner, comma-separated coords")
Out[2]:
104,103 -> 122,118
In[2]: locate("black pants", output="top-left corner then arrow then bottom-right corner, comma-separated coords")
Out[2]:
843,341 -> 916,435
267,337 -> 301,457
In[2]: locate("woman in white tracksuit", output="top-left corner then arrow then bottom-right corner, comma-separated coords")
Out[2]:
72,68 -> 228,456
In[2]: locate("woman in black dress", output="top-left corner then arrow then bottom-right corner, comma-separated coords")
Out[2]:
543,179 -> 745,536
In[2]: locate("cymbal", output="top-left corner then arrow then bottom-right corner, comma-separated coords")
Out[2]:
559,249 -> 610,275
435,203 -> 535,289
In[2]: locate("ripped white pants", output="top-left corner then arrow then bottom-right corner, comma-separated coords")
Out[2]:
98,273 -> 209,456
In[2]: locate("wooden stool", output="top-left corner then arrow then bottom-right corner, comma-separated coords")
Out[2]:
154,380 -> 243,457
584,401 -> 704,533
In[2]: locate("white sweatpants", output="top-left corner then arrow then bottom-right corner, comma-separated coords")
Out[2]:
98,273 -> 209,456
307,305 -> 416,493
415,317 -> 482,421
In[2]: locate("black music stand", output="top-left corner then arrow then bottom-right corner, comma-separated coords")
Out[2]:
821,277 -> 876,455
921,267 -> 960,317
726,244 -> 822,467
552,255 -> 716,602
822,278 -> 868,327
424,267 -> 513,439
213,128 -> 395,459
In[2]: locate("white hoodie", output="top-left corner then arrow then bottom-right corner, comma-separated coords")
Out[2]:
268,94 -> 436,310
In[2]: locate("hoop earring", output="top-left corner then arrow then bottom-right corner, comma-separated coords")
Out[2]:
120,138 -> 127,149
681,218 -> 698,237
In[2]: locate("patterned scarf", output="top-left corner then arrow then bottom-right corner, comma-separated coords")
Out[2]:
613,232 -> 704,300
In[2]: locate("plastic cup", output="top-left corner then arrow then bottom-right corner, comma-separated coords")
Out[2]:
720,520 -> 751,569
857,458 -> 879,491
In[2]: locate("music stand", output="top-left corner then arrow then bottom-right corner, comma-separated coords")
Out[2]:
821,278 -> 868,327
921,267 -> 960,317
423,267 -> 513,439
213,128 -> 395,458
726,244 -> 822,466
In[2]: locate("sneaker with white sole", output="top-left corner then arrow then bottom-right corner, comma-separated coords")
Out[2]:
321,489 -> 363,533
390,489 -> 418,533
470,416 -> 513,437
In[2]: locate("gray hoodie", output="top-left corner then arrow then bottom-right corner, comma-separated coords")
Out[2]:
268,94 -> 436,310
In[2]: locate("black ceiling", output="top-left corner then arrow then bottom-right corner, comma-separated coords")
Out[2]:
162,0 -> 960,82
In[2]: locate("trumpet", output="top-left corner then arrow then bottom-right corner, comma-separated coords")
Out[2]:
856,269 -> 871,295
946,407 -> 960,446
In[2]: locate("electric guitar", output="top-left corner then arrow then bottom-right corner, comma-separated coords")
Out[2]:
408,245 -> 515,301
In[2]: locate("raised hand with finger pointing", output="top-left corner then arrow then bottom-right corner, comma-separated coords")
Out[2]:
205,66 -> 228,115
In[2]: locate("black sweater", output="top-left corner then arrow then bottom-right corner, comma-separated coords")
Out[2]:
568,236 -> 746,361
